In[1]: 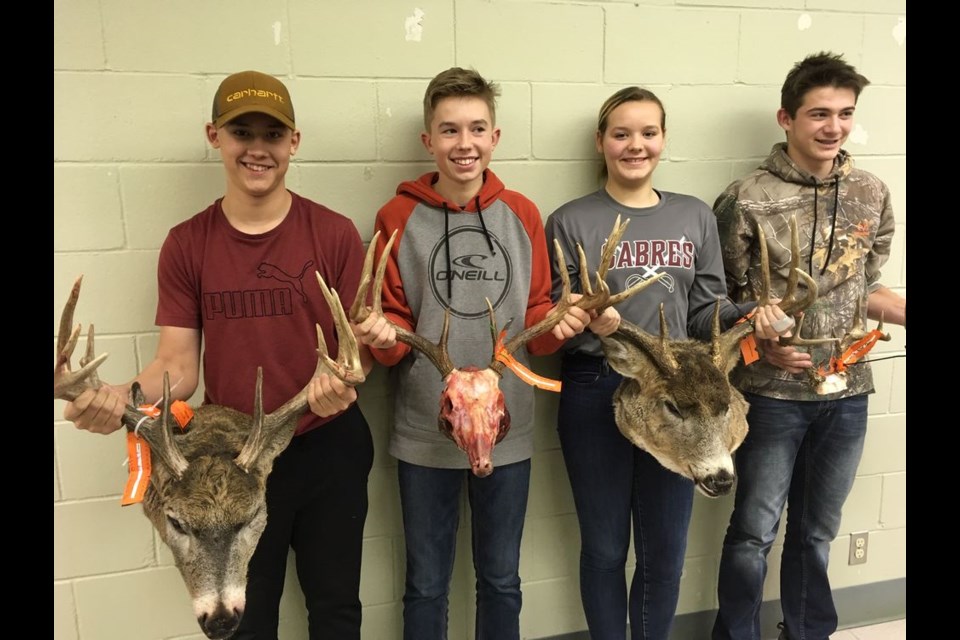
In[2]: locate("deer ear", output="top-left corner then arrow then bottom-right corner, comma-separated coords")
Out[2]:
131,382 -> 146,407
601,322 -> 678,378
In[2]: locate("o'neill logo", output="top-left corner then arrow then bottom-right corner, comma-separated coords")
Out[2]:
428,227 -> 513,319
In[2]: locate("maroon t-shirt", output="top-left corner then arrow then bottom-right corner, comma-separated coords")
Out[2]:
156,192 -> 365,436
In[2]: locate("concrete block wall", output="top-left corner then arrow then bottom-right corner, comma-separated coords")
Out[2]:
54,1 -> 906,638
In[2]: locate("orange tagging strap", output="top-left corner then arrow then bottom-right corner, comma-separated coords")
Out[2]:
834,330 -> 885,373
120,402 -> 195,505
136,401 -> 194,431
170,401 -> 194,431
494,329 -> 562,393
736,310 -> 760,365
122,432 -> 152,506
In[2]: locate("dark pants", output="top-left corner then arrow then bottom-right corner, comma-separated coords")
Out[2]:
712,393 -> 868,640
398,459 -> 531,640
234,404 -> 374,640
558,354 -> 694,640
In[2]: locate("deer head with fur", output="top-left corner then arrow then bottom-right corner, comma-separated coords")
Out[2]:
53,275 -> 363,640
598,217 -> 823,497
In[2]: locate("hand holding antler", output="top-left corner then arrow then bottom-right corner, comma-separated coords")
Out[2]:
758,337 -> 814,373
352,307 -> 398,350
546,294 -> 592,340
63,384 -> 128,434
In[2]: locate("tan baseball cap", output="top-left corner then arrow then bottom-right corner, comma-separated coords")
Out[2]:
211,70 -> 296,130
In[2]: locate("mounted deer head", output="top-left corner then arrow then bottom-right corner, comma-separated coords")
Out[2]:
53,275 -> 363,640
599,216 -> 819,497
349,217 -> 662,477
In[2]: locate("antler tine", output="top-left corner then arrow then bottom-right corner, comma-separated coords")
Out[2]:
235,368 -> 266,473
710,301 -> 723,367
143,372 -> 190,477
56,276 -> 83,359
350,230 -> 388,323
313,271 -> 366,386
575,245 -> 593,296
757,223 -> 772,307
777,216 -> 818,316
657,303 -> 680,371
79,324 -> 104,389
54,275 -> 110,401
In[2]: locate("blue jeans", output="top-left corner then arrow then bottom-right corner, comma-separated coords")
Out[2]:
398,458 -> 530,640
712,393 -> 869,640
558,354 -> 694,640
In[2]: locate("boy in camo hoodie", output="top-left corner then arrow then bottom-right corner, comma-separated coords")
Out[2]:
711,52 -> 906,640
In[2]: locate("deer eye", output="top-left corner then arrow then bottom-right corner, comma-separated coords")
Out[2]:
664,400 -> 683,420
167,516 -> 188,535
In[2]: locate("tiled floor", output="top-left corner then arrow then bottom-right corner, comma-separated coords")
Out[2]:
833,618 -> 906,640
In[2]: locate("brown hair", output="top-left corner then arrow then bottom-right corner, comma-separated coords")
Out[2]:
781,52 -> 870,118
423,67 -> 500,131
596,86 -> 666,180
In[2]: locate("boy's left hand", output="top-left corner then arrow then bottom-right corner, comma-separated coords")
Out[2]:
550,294 -> 591,340
353,312 -> 398,349
307,373 -> 357,418
753,300 -> 795,340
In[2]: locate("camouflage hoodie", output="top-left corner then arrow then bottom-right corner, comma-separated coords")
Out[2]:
714,142 -> 895,401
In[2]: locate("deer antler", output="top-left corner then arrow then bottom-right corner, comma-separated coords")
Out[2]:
54,276 -> 190,478
350,229 -> 456,377
235,272 -> 367,472
491,215 -> 663,373
754,216 -> 836,347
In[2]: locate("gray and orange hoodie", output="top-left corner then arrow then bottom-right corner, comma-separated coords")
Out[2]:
370,169 -> 562,469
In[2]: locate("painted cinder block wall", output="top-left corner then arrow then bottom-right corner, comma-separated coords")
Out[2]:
53,1 -> 906,638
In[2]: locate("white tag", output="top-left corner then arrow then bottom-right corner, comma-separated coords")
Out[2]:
816,372 -> 848,395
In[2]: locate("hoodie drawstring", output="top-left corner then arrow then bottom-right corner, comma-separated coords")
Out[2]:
809,176 -> 841,277
475,195 -> 496,256
441,196 -> 497,304
820,176 -> 840,276
443,202 -> 452,301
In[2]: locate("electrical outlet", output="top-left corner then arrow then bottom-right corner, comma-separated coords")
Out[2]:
848,532 -> 868,565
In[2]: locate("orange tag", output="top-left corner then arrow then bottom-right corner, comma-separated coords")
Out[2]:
122,432 -> 152,506
736,310 -> 760,365
494,330 -> 562,392
170,401 -> 194,431
740,334 -> 760,365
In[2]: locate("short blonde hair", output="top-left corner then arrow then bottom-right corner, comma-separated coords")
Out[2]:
423,67 -> 500,131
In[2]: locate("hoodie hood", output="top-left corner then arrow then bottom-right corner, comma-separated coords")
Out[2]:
397,169 -> 506,211
760,142 -> 853,186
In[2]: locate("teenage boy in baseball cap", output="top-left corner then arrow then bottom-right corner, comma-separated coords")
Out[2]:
63,70 -> 394,639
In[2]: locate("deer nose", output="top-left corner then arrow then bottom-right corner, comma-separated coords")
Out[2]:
199,606 -> 242,639
700,470 -> 735,497
472,460 -> 493,478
